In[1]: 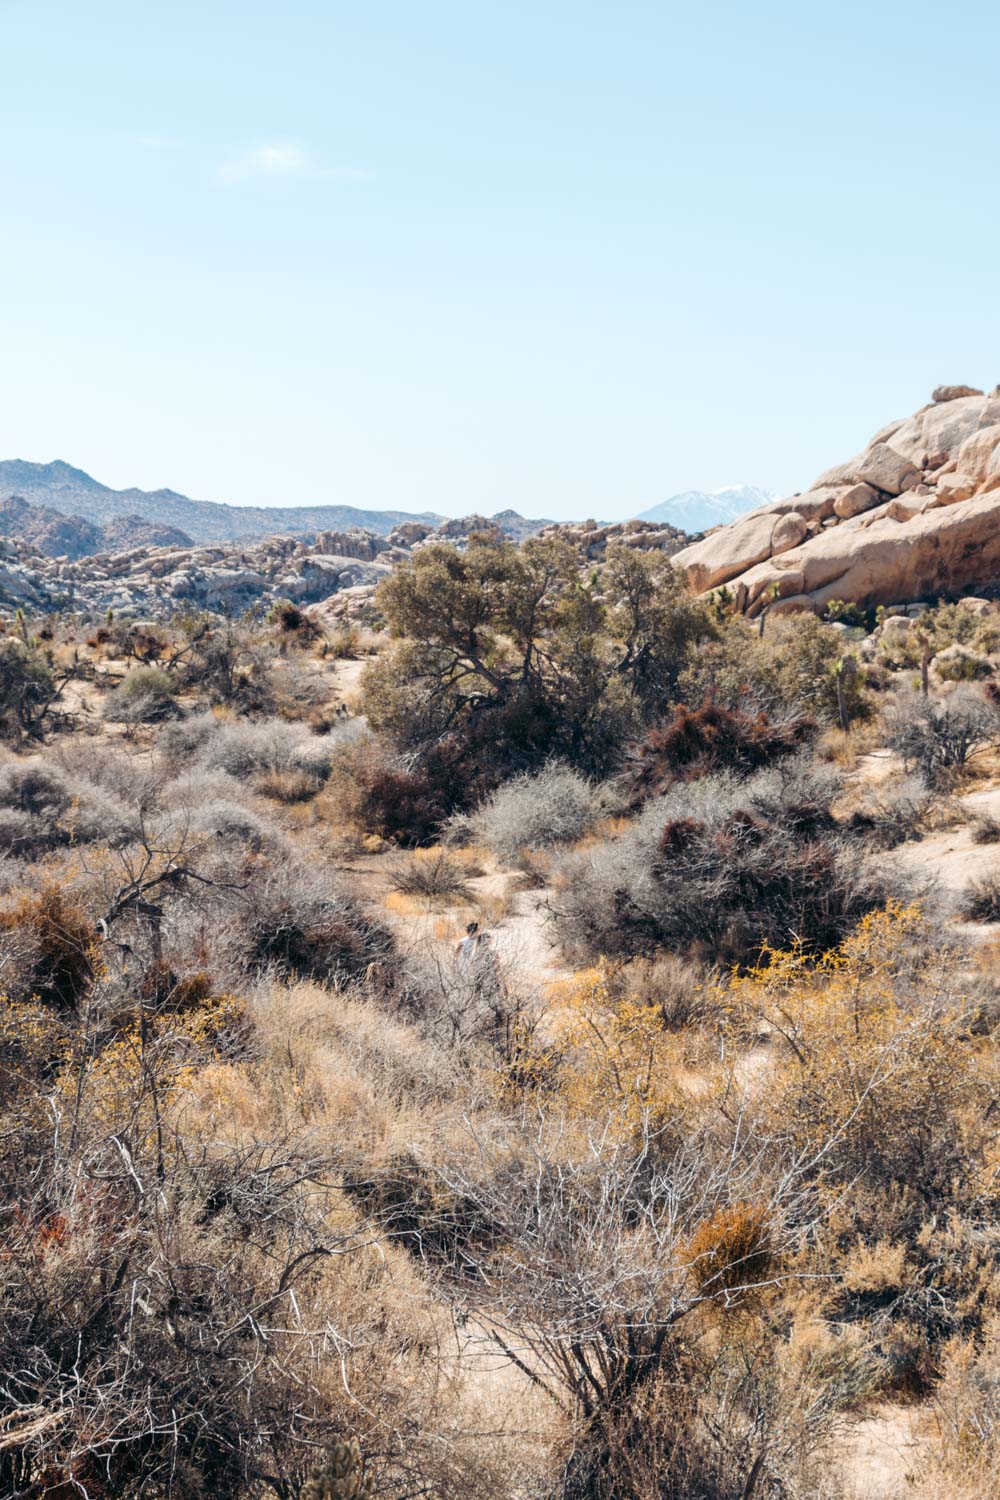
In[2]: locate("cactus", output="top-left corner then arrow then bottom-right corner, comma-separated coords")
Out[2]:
299,1438 -> 374,1500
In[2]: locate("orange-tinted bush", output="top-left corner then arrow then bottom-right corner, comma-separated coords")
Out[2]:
683,1201 -> 773,1298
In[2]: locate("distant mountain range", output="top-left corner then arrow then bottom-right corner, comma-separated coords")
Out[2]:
635,484 -> 774,534
0,460 -> 449,544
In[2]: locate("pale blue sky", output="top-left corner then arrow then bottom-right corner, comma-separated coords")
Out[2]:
1,0 -> 997,521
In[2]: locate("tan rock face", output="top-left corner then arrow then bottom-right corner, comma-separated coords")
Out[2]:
933,384 -> 983,402
672,512 -> 782,592
832,483 -> 880,519
737,494 -> 1000,614
855,444 -> 919,496
886,495 -> 926,522
771,512 -> 808,553
886,396 -> 985,467
956,425 -> 1000,485
935,472 -> 978,505
673,387 -> 1000,614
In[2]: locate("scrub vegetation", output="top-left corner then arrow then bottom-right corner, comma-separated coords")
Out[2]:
3,548 -> 1000,1498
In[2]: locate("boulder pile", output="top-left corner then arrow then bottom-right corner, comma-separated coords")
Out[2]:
672,386 -> 1000,614
0,530 -> 396,617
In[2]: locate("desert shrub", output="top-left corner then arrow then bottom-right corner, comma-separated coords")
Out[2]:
930,1315 -> 1000,1493
158,713 -> 341,786
156,710 -> 223,766
879,602 -> 998,673
51,738 -> 162,813
0,806 -> 37,856
971,811 -> 1000,843
353,756 -> 453,845
768,616 -> 871,725
962,871 -> 1000,922
341,731 -> 503,846
214,859 -> 395,988
0,885 -> 98,1008
0,757 -> 132,854
427,1100 -> 844,1500
561,1345 -> 855,1500
934,644 -> 994,682
617,952 -> 715,1032
300,1438 -> 373,1500
550,758 -> 901,965
682,1201 -> 772,1299
162,764 -> 245,808
255,767 -> 325,802
327,624 -> 361,658
886,686 -> 1000,783
624,699 -> 815,805
0,999 -> 456,1500
181,621 -> 275,711
679,615 -> 872,726
363,532 -> 713,780
824,598 -> 867,626
342,1146 -> 496,1263
103,664 -> 179,723
461,763 -> 598,864
730,906 -> 986,1213
105,617 -> 171,663
387,849 -> 476,900
0,638 -> 57,739
846,775 -> 933,848
184,798 -> 286,853
269,599 -> 320,641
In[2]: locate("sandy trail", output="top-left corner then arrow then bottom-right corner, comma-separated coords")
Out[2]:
836,1402 -> 935,1498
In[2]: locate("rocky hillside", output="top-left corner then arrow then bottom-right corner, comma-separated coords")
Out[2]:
673,384 -> 1000,614
0,459 -> 552,544
0,496 -> 191,559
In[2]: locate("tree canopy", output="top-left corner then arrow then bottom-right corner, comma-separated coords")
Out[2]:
361,531 -> 714,777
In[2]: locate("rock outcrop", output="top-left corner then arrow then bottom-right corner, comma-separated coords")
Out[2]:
672,387 -> 1000,614
537,517 -> 688,561
0,529 -> 394,617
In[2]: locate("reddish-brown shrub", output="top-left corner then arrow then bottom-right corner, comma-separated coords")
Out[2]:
657,818 -> 705,856
625,700 -> 815,805
0,886 -> 98,1009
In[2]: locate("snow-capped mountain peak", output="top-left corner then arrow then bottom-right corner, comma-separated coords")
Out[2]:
634,483 -> 774,534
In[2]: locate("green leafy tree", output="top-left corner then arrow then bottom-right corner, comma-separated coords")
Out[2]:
362,532 -> 712,777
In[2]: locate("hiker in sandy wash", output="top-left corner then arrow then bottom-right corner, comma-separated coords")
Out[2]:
453,920 -> 498,989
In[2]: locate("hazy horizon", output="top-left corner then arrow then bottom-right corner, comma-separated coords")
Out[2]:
1,1 -> 997,522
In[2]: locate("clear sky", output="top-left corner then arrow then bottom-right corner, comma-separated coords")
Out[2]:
1,1 -> 997,522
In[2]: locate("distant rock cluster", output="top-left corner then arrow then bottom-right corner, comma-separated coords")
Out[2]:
537,517 -> 689,559
0,507 -> 564,619
0,530 -> 393,617
673,386 -> 1000,614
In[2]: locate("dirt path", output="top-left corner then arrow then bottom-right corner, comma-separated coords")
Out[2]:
836,1402 -> 935,1498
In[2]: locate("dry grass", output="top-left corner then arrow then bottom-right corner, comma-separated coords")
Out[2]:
818,721 -> 883,769
387,847 -> 483,902
971,811 -> 1000,844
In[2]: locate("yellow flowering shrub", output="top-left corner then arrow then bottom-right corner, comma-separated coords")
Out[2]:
550,961 -> 696,1128
721,904 -> 990,1208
